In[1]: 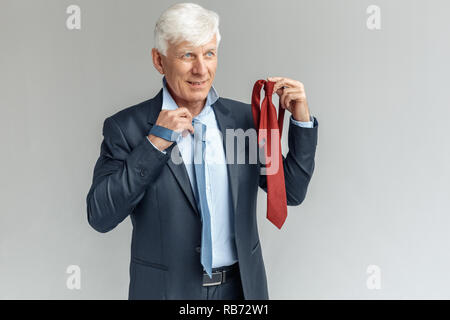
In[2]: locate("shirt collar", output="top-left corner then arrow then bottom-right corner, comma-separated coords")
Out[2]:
161,76 -> 219,113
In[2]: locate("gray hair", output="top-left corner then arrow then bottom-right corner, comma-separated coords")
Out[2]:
154,3 -> 221,56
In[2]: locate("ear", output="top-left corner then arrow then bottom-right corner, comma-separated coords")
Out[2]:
151,48 -> 165,75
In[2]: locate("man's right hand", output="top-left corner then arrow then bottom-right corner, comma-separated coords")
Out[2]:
147,107 -> 195,152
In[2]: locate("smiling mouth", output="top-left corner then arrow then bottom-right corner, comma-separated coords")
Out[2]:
187,80 -> 207,87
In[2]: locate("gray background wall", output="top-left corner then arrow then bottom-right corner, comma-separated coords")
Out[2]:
1,0 -> 449,299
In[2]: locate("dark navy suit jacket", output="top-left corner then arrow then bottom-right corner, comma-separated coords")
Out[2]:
86,88 -> 318,299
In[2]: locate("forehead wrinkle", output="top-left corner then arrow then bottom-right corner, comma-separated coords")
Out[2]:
177,45 -> 217,53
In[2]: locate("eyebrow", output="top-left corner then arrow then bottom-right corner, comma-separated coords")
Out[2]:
178,47 -> 217,53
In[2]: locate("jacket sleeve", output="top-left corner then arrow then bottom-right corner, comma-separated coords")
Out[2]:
86,116 -> 171,233
259,116 -> 318,206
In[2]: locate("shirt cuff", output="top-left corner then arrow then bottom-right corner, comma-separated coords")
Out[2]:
146,136 -> 167,154
290,114 -> 314,128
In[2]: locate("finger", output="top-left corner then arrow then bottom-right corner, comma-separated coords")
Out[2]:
181,118 -> 195,134
279,91 -> 288,109
267,76 -> 285,81
272,78 -> 302,92
267,76 -> 287,83
174,107 -> 193,120
284,92 -> 304,110
273,83 -> 293,94
283,93 -> 292,110
282,91 -> 297,110
276,85 -> 303,100
280,87 -> 299,95
182,108 -> 193,121
282,92 -> 290,109
273,80 -> 291,93
267,76 -> 284,92
179,118 -> 195,134
279,87 -> 298,106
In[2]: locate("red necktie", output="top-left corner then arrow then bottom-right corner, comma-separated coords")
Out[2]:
251,79 -> 287,229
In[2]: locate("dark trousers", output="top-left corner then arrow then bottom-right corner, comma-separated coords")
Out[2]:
201,262 -> 245,300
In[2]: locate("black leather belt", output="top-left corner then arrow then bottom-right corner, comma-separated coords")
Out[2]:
202,262 -> 239,286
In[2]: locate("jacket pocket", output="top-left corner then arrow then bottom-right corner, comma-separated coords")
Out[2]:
131,256 -> 168,271
129,257 -> 168,300
251,240 -> 260,255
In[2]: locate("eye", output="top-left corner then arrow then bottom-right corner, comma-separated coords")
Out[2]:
183,52 -> 192,58
206,51 -> 215,56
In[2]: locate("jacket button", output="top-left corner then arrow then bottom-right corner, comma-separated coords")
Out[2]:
195,246 -> 201,253
139,169 -> 146,177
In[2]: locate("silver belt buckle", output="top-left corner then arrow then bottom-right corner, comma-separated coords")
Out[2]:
202,271 -> 223,286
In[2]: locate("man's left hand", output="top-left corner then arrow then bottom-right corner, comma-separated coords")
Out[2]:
267,76 -> 311,122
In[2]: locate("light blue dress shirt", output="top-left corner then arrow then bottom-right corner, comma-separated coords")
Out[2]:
147,76 -> 314,267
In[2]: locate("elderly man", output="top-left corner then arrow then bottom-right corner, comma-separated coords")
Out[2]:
86,3 -> 318,300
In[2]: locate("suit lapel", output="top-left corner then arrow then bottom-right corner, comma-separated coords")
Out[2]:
146,89 -> 200,217
146,90 -> 240,218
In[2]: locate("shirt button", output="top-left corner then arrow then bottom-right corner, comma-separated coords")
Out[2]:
195,246 -> 201,253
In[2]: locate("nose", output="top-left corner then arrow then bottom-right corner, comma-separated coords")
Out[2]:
192,56 -> 207,75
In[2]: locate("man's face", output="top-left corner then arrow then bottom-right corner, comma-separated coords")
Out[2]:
158,34 -> 218,105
